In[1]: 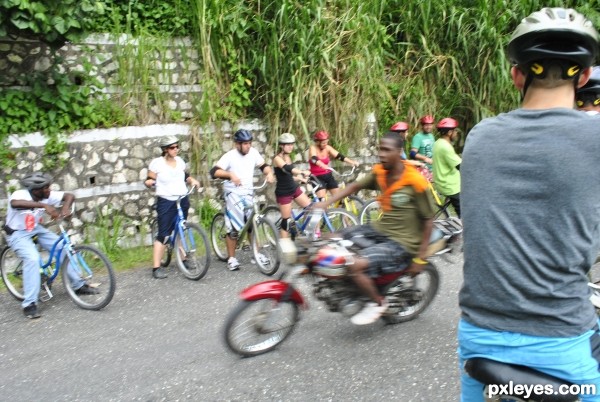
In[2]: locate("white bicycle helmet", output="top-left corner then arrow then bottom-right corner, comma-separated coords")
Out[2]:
159,135 -> 179,148
279,133 -> 296,144
508,8 -> 599,75
21,172 -> 53,190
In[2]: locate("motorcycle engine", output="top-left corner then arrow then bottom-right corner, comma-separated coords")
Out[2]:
312,278 -> 360,313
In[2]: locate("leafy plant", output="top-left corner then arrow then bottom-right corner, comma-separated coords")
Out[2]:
87,206 -> 128,260
195,197 -> 220,230
0,0 -> 105,47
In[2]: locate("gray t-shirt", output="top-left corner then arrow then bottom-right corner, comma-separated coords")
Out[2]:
459,108 -> 600,337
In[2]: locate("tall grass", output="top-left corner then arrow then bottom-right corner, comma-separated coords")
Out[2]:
94,0 -> 600,149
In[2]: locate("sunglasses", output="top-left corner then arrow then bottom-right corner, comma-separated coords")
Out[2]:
167,145 -> 179,150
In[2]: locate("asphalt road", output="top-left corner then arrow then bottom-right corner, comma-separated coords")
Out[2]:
0,249 -> 464,401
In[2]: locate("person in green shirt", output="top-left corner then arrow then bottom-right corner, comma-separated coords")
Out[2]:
432,118 -> 461,218
410,115 -> 435,176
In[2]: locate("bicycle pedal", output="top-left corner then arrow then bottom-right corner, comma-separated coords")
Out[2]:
40,284 -> 53,302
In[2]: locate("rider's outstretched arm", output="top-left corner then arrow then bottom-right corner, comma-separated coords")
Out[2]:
314,181 -> 362,210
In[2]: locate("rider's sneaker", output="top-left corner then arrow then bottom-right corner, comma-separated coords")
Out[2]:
75,284 -> 100,295
152,267 -> 168,279
350,299 -> 388,325
398,276 -> 415,289
251,253 -> 270,265
227,257 -> 241,271
23,303 -> 41,319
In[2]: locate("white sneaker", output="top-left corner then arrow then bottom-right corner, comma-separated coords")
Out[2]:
350,299 -> 388,325
227,257 -> 240,271
251,253 -> 270,266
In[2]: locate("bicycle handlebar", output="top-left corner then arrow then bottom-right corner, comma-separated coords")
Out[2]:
213,178 -> 269,191
327,165 -> 356,178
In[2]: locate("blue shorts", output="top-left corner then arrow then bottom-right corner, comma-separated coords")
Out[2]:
155,196 -> 189,242
458,319 -> 600,401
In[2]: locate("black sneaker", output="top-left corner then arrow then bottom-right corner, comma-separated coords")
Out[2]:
23,303 -> 41,319
75,284 -> 100,295
152,267 -> 168,279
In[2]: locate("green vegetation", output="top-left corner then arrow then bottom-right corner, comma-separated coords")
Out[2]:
4,0 -> 600,161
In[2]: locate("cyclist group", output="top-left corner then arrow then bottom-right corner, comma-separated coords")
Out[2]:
3,6 -> 600,400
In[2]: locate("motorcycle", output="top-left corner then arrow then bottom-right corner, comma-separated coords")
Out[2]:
222,210 -> 462,357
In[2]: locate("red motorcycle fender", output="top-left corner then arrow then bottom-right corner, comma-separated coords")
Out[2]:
240,280 -> 307,309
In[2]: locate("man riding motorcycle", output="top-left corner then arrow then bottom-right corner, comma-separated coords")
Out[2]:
313,131 -> 435,325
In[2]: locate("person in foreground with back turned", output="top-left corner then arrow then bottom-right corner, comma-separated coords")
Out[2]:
314,132 -> 435,325
458,8 -> 600,401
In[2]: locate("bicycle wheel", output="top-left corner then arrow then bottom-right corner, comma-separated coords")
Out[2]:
382,264 -> 439,324
321,208 -> 358,234
358,199 -> 382,225
252,217 -> 281,276
150,218 -> 171,267
261,205 -> 283,241
62,245 -> 116,310
223,298 -> 299,357
210,212 -> 229,261
342,195 -> 365,216
175,222 -> 211,281
0,246 -> 25,301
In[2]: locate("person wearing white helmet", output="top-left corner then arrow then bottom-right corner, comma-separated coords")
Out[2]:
576,65 -> 600,115
4,173 -> 97,319
458,8 -> 600,400
272,133 -> 311,239
145,135 -> 200,279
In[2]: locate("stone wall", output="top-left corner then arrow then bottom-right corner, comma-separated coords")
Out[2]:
0,120 -> 380,248
0,34 -> 201,121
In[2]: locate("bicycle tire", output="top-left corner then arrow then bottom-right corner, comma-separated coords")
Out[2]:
175,222 -> 211,281
210,212 -> 228,261
0,246 -> 25,301
382,264 -> 439,324
62,245 -> 116,310
262,205 -> 282,230
223,298 -> 299,357
358,199 -> 382,225
150,218 -> 171,267
342,195 -> 365,216
251,217 -> 281,276
321,208 -> 358,234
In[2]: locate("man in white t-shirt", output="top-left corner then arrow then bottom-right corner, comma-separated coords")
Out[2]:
4,172 -> 96,319
210,129 -> 275,270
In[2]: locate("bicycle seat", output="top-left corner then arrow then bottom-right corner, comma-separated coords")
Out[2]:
464,358 -> 577,402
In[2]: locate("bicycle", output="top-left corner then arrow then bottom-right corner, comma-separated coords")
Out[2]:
327,166 -> 365,216
358,181 -> 453,225
0,206 -> 116,310
210,179 -> 281,276
150,187 -> 211,281
262,174 -> 358,239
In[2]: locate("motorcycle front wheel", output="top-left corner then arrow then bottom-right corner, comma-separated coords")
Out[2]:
223,298 -> 299,357
382,264 -> 439,324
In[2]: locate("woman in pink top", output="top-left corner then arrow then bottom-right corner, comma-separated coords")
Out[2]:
308,130 -> 359,200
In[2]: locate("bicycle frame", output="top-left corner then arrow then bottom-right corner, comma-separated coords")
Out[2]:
328,166 -> 361,214
222,180 -> 269,243
163,187 -> 197,250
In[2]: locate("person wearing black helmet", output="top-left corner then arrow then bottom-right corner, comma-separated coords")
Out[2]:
3,173 -> 95,319
576,65 -> 600,115
458,8 -> 600,399
209,129 -> 275,271
431,118 -> 461,218
145,135 -> 200,279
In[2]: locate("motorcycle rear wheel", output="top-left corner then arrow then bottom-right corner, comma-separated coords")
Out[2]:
223,298 -> 299,357
382,264 -> 439,324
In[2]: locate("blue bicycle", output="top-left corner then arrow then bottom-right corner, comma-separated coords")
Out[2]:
150,187 -> 211,281
262,174 -> 358,239
0,208 -> 116,310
